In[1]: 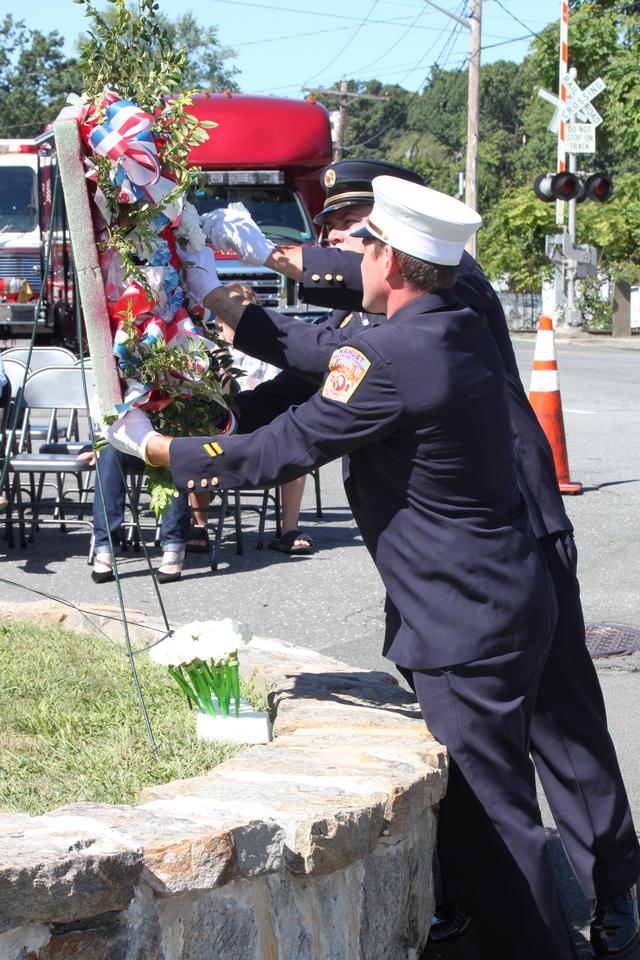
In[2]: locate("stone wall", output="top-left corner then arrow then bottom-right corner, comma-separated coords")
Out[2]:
0,605 -> 447,960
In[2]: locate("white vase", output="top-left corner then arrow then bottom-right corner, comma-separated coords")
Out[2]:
196,697 -> 272,744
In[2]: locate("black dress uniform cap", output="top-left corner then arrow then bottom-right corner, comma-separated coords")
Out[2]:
313,159 -> 424,225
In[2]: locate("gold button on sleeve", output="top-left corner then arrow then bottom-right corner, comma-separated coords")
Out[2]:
200,478 -> 209,489
336,274 -> 344,282
187,480 -> 195,490
211,477 -> 219,487
311,273 -> 320,282
324,273 -> 333,282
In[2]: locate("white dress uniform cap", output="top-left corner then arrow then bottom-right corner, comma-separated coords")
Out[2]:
352,175 -> 483,266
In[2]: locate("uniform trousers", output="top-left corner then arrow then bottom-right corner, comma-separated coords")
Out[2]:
531,532 -> 639,898
411,642 -> 580,960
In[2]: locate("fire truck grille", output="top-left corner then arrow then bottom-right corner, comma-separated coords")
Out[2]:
216,268 -> 281,307
0,252 -> 42,292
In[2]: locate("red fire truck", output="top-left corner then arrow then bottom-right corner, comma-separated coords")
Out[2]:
186,93 -> 332,318
0,136 -> 75,343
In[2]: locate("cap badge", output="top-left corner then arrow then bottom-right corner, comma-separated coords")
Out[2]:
324,168 -> 337,188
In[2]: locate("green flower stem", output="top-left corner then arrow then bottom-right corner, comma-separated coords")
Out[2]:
195,661 -> 219,717
229,660 -> 241,718
201,661 -> 226,716
184,661 -> 216,717
167,654 -> 242,721
168,665 -> 196,708
219,665 -> 231,717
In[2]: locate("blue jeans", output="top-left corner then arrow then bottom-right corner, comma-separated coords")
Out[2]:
92,444 -> 190,551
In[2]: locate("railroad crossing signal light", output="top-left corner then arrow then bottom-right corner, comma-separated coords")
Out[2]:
584,173 -> 613,203
534,172 -> 613,203
534,172 -> 584,202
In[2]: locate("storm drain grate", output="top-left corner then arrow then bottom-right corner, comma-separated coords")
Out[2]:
585,623 -> 640,658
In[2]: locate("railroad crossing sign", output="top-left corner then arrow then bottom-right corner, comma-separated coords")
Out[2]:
538,74 -> 605,153
560,73 -> 605,126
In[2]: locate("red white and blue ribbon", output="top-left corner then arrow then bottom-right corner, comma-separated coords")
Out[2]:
87,97 -> 177,209
90,100 -> 160,185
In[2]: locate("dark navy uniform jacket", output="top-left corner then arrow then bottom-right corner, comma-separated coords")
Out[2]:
171,291 -> 557,670
281,246 -> 572,540
233,307 -> 377,432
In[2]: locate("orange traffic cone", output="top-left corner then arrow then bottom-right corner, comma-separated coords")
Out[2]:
528,316 -> 582,495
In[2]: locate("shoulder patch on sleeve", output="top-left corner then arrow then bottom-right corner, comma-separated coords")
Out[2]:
322,346 -> 371,404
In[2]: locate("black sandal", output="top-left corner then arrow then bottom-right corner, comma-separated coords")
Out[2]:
186,524 -> 210,554
269,529 -> 314,555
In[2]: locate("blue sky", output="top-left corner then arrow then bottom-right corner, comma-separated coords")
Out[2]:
2,0 -> 565,96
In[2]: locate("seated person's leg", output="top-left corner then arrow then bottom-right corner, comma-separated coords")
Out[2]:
186,491 -> 210,552
157,488 -> 191,583
270,476 -> 314,554
91,445 -> 131,583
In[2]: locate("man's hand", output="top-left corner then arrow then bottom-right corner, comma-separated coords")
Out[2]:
201,203 -> 275,266
97,406 -> 161,463
176,245 -> 222,303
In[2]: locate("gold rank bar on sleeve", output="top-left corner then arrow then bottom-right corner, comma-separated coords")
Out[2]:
203,440 -> 223,458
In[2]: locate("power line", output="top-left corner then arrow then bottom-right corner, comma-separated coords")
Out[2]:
340,18 -> 467,153
304,1 -> 380,84
249,0 -> 467,95
347,3 -> 428,77
245,47 -> 468,96
491,0 -> 543,39
415,2 -> 467,89
230,17 -> 447,48
482,0 -> 637,50
211,0 -> 418,24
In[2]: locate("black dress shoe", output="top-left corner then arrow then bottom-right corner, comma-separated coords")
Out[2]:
591,883 -> 640,957
427,901 -> 473,945
156,547 -> 185,584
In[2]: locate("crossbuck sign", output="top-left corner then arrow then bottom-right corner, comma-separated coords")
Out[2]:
538,73 -> 606,154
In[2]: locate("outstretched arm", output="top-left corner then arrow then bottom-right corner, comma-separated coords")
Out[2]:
108,340 -> 403,493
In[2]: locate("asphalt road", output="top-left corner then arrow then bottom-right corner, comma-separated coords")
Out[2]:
1,336 -> 639,956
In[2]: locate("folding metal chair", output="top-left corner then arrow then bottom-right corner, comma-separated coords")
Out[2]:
2,346 -> 77,371
1,356 -> 74,452
2,357 -> 28,397
4,366 -> 95,547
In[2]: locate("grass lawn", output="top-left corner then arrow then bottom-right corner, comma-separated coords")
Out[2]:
0,620 -> 244,816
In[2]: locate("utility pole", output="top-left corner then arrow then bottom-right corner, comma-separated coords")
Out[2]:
304,84 -> 389,162
335,81 -> 348,162
422,0 -> 481,256
465,0 -> 482,257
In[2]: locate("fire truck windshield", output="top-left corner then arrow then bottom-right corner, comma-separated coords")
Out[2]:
0,166 -> 37,233
194,184 -> 314,243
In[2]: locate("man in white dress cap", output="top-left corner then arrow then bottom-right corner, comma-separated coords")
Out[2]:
101,178 -> 579,960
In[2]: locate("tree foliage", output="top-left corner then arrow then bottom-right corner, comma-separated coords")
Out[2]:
312,1 -> 640,286
0,5 -> 238,139
0,15 -> 83,138
76,3 -> 239,94
2,0 -> 639,287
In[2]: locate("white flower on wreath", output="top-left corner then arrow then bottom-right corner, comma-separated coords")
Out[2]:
150,618 -> 252,666
175,200 -> 207,252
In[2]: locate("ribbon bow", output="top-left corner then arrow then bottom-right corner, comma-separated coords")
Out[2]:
88,98 -> 177,209
90,99 -> 160,188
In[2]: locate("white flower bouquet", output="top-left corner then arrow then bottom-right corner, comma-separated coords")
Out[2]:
150,619 -> 251,719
